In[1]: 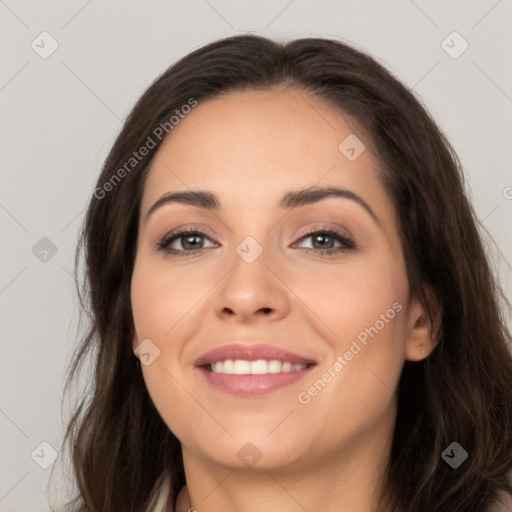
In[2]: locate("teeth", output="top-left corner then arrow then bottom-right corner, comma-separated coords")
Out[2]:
223,360 -> 234,374
268,360 -> 281,373
282,362 -> 292,372
209,359 -> 308,375
250,359 -> 268,374
233,360 -> 251,374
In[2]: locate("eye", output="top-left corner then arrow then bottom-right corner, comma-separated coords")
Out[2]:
293,226 -> 355,257
156,225 -> 355,257
156,228 -> 216,256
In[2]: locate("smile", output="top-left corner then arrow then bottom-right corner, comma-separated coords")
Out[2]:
195,343 -> 317,395
206,359 -> 311,374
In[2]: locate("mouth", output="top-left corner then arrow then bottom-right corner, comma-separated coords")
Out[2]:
194,343 -> 317,395
203,359 -> 315,374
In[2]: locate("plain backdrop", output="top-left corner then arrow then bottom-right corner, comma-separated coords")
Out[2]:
1,1 -> 511,510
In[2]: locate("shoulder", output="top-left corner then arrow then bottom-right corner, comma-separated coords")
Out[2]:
487,490 -> 512,512
173,486 -> 188,512
145,472 -> 178,512
487,471 -> 512,512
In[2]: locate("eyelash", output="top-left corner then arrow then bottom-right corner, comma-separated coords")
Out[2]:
156,225 -> 355,258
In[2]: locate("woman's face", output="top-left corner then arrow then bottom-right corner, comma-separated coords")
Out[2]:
131,87 -> 433,472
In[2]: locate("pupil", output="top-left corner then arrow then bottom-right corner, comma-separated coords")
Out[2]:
184,234 -> 201,249
314,234 -> 332,249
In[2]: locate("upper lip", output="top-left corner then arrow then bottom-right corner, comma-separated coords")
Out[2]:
194,343 -> 317,367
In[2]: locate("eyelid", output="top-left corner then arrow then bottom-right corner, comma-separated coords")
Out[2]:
158,223 -> 218,240
292,223 -> 353,242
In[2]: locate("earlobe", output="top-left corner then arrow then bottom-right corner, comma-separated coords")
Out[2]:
405,290 -> 441,362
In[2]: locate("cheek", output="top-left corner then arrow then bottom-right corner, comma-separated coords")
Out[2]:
293,249 -> 409,412
287,244 -> 409,354
294,300 -> 408,455
338,256 -> 408,377
131,259 -> 215,439
130,258 -> 207,344
140,366 -> 201,440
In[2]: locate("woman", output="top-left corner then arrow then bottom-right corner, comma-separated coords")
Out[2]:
58,34 -> 512,512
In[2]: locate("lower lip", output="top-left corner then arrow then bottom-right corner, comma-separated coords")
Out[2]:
197,366 -> 316,396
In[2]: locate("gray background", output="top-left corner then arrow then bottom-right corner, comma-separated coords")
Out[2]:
1,1 -> 511,510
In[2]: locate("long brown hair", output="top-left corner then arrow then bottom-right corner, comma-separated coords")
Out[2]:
55,34 -> 512,512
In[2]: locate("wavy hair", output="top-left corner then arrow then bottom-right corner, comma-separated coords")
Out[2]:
55,34 -> 512,512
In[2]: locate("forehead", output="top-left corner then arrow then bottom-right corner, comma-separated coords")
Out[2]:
141,87 -> 389,219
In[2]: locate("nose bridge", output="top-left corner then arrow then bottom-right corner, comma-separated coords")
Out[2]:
228,229 -> 274,286
235,233 -> 267,265
225,201 -> 276,265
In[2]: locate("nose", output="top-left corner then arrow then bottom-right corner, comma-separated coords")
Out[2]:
212,241 -> 291,324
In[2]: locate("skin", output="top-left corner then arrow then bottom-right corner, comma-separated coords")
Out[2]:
131,86 -> 438,512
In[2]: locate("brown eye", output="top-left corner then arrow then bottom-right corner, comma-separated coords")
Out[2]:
157,229 -> 216,256
156,226 -> 355,258
293,227 -> 355,257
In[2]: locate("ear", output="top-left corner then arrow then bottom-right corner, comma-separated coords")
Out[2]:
405,288 -> 441,362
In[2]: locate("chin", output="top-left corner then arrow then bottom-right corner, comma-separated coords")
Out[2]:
182,430 -> 311,473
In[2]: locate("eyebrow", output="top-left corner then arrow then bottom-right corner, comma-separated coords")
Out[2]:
145,186 -> 381,227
